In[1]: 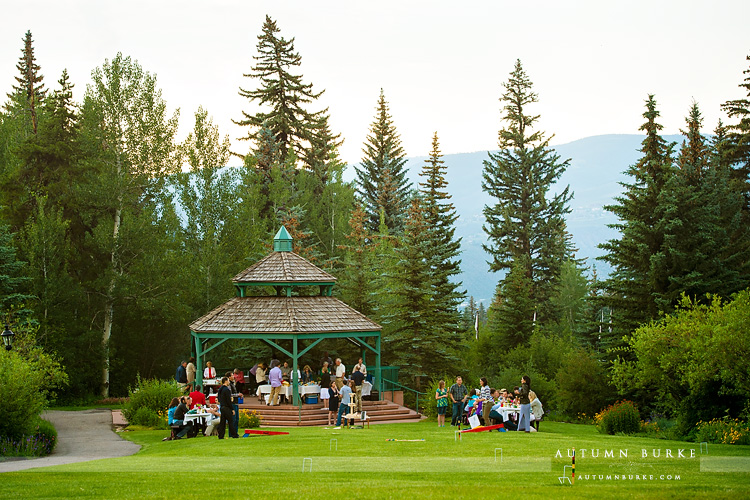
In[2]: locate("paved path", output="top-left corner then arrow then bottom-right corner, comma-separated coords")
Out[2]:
0,409 -> 140,473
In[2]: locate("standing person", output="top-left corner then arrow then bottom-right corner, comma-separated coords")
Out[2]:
226,371 -> 240,433
300,365 -> 314,384
255,363 -> 267,402
449,376 -> 469,426
320,363 -> 331,388
248,363 -> 259,394
281,361 -> 291,383
435,380 -> 449,427
233,368 -> 245,394
353,357 -> 367,377
334,358 -> 346,390
217,377 -> 238,439
327,381 -> 339,426
479,377 -> 493,424
321,351 -> 333,371
186,357 -> 197,391
175,361 -> 188,392
203,361 -> 216,380
336,379 -> 353,427
515,375 -> 532,433
351,367 -> 365,412
268,360 -> 283,406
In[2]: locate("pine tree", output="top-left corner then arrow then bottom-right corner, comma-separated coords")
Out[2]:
721,54 -> 750,208
355,90 -> 412,233
599,95 -> 675,340
235,16 -> 337,170
10,70 -> 79,231
337,205 -> 376,316
482,59 -> 573,338
7,30 -> 47,134
387,198 -> 458,386
418,132 -> 464,347
658,103 -> 750,308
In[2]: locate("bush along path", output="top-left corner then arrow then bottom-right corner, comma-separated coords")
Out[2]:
0,409 -> 140,473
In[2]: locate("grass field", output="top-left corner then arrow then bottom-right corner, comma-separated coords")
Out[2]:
2,421 -> 749,499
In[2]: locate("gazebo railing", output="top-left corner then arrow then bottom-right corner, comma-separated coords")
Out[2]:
382,378 -> 428,415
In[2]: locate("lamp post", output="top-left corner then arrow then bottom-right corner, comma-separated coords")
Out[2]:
2,324 -> 14,351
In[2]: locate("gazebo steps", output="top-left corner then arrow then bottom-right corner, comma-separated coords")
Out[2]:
237,399 -> 422,427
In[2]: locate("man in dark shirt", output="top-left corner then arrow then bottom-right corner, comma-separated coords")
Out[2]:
449,376 -> 469,426
217,377 -> 238,439
175,361 -> 188,391
351,367 -> 366,413
172,396 -> 193,439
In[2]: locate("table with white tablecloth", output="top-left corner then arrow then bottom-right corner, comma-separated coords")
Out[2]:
256,384 -> 321,403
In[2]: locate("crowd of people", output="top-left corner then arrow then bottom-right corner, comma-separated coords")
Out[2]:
437,375 -> 544,432
166,370 -> 243,440
169,353 -> 371,437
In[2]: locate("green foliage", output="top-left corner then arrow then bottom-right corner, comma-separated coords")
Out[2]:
0,348 -> 47,440
611,291 -> 750,430
721,54 -> 750,204
129,407 -> 161,428
122,377 -> 181,424
595,400 -> 640,435
555,348 -> 615,417
695,417 -> 750,445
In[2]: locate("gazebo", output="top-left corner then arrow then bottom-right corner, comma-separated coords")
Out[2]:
189,227 -> 383,406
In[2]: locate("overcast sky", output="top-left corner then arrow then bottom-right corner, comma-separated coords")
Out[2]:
2,1 -> 749,164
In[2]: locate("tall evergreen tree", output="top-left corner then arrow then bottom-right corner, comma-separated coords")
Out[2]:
657,103 -> 750,308
599,95 -> 675,341
355,90 -> 412,233
482,59 -> 573,340
418,132 -> 464,347
9,70 -> 79,231
234,15 -> 337,170
721,54 -> 750,208
337,205 -> 376,316
7,30 -> 46,134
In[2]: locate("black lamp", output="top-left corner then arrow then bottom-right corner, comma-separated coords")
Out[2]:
2,324 -> 14,351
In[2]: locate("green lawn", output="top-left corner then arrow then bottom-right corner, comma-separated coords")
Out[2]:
2,421 -> 749,499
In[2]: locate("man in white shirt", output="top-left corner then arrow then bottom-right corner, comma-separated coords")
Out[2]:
334,358 -> 345,390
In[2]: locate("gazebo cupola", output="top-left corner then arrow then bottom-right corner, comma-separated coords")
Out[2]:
233,226 -> 336,299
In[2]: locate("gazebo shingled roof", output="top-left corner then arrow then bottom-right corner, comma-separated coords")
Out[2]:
190,296 -> 381,334
232,252 -> 336,284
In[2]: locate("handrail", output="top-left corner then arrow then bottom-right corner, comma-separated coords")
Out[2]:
381,377 -> 428,414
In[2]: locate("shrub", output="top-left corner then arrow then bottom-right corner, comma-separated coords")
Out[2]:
555,348 -> 616,417
595,400 -> 640,435
122,376 -> 181,426
129,407 -> 161,428
695,418 -> 750,445
0,418 -> 57,457
0,349 -> 47,440
238,409 -> 261,429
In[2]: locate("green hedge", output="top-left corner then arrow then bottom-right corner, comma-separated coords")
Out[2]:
0,349 -> 46,440
596,400 -> 640,435
122,377 -> 181,427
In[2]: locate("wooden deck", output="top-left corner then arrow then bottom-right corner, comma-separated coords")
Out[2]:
238,398 -> 423,427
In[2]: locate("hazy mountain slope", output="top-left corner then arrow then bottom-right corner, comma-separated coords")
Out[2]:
392,134 -> 684,304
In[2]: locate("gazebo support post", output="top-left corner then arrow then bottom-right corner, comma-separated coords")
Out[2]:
375,335 -> 382,401
292,337 -> 300,406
